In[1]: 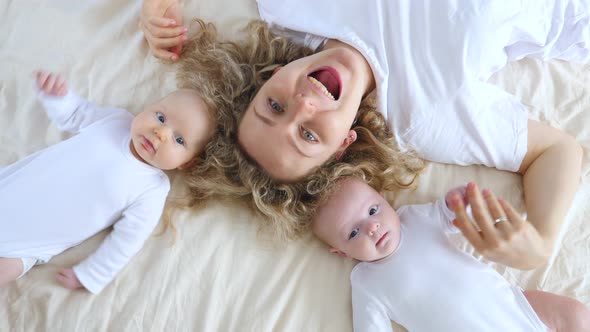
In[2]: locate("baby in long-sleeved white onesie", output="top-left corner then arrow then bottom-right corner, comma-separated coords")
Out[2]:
312,177 -> 590,331
0,70 -> 215,294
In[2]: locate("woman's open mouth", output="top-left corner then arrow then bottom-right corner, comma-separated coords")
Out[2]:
307,67 -> 341,100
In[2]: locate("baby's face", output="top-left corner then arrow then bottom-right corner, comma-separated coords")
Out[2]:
130,89 -> 214,170
312,178 -> 401,262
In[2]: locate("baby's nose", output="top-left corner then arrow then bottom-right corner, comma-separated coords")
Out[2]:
154,126 -> 170,141
368,221 -> 380,235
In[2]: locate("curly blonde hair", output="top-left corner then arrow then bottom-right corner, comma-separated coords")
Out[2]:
173,19 -> 426,240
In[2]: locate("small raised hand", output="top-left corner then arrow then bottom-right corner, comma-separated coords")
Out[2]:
34,70 -> 68,96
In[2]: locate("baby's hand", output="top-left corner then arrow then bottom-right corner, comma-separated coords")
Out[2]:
34,70 -> 68,96
445,184 -> 468,209
56,267 -> 83,290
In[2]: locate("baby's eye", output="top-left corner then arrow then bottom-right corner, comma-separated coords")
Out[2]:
175,135 -> 184,145
156,112 -> 166,123
302,129 -> 317,142
268,99 -> 284,113
369,205 -> 379,216
349,228 -> 359,239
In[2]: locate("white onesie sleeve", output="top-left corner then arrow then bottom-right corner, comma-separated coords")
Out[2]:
72,180 -> 169,294
351,281 -> 395,332
37,89 -> 124,134
432,198 -> 461,234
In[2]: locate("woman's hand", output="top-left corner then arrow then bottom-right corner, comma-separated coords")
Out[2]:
140,0 -> 187,61
56,267 -> 83,290
449,182 -> 549,270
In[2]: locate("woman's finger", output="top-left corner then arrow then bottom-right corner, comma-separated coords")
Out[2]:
152,34 -> 186,49
466,183 -> 497,238
148,16 -> 178,28
482,188 -> 511,233
151,24 -> 187,38
141,17 -> 172,38
152,47 -> 179,61
499,198 -> 525,228
450,193 -> 484,250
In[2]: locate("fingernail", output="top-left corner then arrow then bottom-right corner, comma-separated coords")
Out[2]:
181,35 -> 188,41
183,27 -> 188,32
482,188 -> 490,197
169,20 -> 176,26
171,55 -> 178,61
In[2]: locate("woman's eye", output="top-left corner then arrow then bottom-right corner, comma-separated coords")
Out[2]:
302,129 -> 317,142
369,205 -> 379,216
349,228 -> 359,239
175,136 -> 184,145
156,112 -> 166,123
269,99 -> 284,113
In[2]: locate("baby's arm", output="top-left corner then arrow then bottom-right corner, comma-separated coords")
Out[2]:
57,185 -> 169,294
34,70 -> 125,133
351,282 -> 395,332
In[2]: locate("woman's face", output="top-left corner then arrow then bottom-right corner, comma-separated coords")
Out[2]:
238,41 -> 375,182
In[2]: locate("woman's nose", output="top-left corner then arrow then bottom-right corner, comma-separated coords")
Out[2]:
293,93 -> 317,118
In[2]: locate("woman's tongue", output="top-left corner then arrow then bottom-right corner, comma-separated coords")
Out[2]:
312,70 -> 340,100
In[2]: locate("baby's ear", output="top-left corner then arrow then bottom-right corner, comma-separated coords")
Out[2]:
177,158 -> 196,170
329,248 -> 350,259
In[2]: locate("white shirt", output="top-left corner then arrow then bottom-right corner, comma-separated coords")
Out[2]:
0,91 -> 170,294
257,0 -> 590,171
351,199 -> 548,332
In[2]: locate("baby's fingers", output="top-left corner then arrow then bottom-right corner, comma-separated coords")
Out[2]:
53,75 -> 68,96
56,269 -> 69,286
34,70 -> 50,89
56,268 -> 76,288
42,73 -> 58,93
34,71 -> 68,96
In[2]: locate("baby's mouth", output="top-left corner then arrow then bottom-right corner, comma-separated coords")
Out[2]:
141,136 -> 155,154
376,232 -> 388,247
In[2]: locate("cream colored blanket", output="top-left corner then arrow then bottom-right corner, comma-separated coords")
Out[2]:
1,1 -> 588,331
